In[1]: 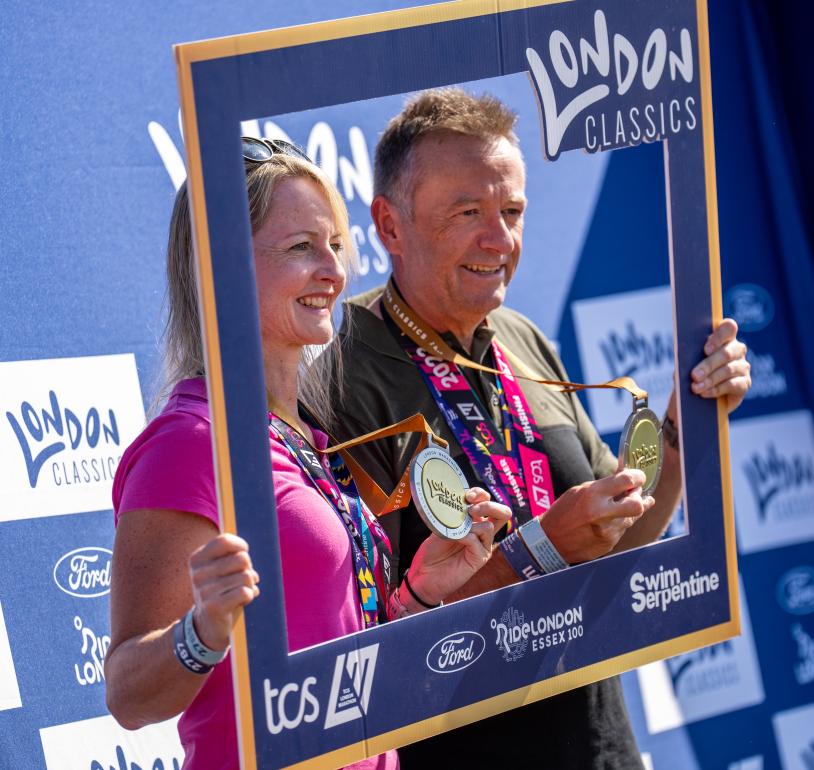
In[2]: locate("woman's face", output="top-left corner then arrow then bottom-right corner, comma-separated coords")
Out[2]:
253,176 -> 346,352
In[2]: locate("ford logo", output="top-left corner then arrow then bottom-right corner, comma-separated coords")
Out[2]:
53,547 -> 112,598
426,631 -> 485,674
723,283 -> 774,332
776,566 -> 814,616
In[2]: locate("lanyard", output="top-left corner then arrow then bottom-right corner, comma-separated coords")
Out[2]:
269,414 -> 391,628
382,309 -> 553,532
380,277 -> 648,526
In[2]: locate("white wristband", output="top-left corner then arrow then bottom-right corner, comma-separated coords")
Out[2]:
184,609 -> 229,666
517,517 -> 569,574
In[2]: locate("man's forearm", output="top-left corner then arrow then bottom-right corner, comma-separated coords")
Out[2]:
444,545 -> 520,602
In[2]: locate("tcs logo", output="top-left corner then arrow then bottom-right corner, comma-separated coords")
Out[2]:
263,677 -> 319,735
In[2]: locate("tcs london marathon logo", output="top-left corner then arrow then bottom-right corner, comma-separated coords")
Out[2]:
636,577 -> 764,733
0,354 -> 145,522
730,410 -> 814,554
571,287 -> 674,434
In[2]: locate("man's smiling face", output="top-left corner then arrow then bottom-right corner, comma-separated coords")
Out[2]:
390,132 -> 526,334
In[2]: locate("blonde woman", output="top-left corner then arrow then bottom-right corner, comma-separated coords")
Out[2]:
104,138 -> 509,770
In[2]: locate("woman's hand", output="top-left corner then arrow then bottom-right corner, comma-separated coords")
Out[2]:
407,487 -> 511,607
189,533 -> 260,651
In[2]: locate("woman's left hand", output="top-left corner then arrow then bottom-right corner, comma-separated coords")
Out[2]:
406,487 -> 511,607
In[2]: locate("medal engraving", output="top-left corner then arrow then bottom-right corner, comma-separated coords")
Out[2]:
619,398 -> 663,495
410,444 -> 472,539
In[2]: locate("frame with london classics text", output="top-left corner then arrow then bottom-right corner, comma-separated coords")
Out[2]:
175,1 -> 737,767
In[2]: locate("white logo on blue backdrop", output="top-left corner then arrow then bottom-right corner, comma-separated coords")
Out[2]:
772,702 -> 814,770
636,577 -> 764,732
39,715 -> 183,770
777,567 -> 814,616
791,624 -> 814,687
53,547 -> 112,599
730,410 -> 814,554
0,600 -> 22,712
0,354 -> 145,523
571,286 -> 674,433
324,644 -> 379,729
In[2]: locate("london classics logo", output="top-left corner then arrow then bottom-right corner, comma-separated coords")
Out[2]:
731,411 -> 814,554
39,714 -> 183,770
0,355 -> 145,523
777,567 -> 814,616
571,287 -> 673,434
636,578 -> 764,733
724,283 -> 775,332
263,676 -> 319,735
6,390 -> 121,489
490,605 -> 584,663
53,547 -> 112,598
629,565 -> 720,613
426,631 -> 485,674
525,9 -> 697,159
324,643 -> 379,729
743,443 -> 814,523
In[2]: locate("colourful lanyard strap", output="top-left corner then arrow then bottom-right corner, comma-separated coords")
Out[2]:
382,309 -> 554,533
269,414 -> 391,628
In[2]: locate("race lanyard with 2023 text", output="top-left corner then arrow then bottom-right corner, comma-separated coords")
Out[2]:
380,278 -> 652,532
381,285 -> 555,533
268,413 -> 391,629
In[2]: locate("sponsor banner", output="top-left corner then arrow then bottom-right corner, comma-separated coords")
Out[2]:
53,547 -> 112,599
629,564 -> 720,614
324,644 -> 379,729
728,758 -> 764,770
571,286 -> 674,434
772,702 -> 814,770
425,631 -> 486,674
744,348 -> 788,402
723,283 -> 775,333
0,600 -> 22,712
39,715 -> 183,770
777,567 -> 814,617
730,411 -> 814,554
790,624 -> 814,687
0,355 -> 145,523
489,604 -> 584,663
636,577 -> 763,733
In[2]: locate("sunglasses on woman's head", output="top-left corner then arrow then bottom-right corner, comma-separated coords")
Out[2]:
242,136 -> 312,164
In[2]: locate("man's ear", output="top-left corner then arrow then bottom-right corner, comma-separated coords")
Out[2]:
370,195 -> 404,258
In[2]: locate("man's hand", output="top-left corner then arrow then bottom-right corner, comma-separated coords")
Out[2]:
690,318 -> 751,414
539,469 -> 655,563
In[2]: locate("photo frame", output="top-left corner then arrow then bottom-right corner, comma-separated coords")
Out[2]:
174,1 -> 738,767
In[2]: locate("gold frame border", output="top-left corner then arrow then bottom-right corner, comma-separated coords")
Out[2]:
174,1 -> 739,768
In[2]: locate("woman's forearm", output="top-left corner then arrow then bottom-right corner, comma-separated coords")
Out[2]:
105,622 -> 212,730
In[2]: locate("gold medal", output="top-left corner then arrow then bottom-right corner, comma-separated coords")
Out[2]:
410,438 -> 472,539
618,396 -> 663,496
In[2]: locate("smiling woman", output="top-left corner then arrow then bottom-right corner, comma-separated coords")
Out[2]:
103,139 -> 509,770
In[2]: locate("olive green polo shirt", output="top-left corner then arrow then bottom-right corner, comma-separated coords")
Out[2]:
332,285 -> 617,578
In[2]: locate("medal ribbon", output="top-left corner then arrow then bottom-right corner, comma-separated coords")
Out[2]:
382,279 -> 647,400
269,414 -> 391,628
380,278 -> 650,528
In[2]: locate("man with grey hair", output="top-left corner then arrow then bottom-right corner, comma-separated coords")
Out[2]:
331,88 -> 750,768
